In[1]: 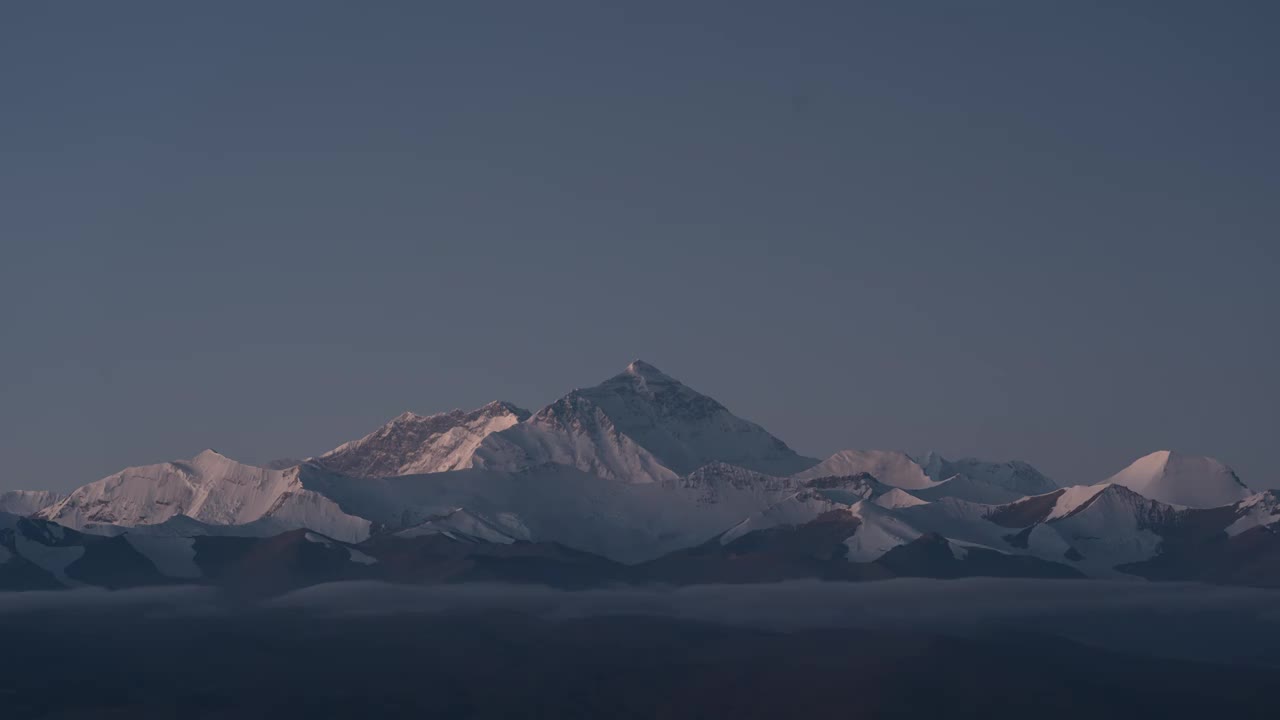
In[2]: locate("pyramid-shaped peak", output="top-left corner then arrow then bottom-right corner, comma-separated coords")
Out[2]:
624,359 -> 675,381
1104,450 -> 1249,508
490,360 -> 818,479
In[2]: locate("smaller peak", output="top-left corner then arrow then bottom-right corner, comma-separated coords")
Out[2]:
479,400 -> 532,419
193,449 -> 226,461
392,410 -> 426,423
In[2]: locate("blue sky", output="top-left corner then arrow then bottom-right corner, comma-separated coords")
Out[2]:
2,1 -> 1276,490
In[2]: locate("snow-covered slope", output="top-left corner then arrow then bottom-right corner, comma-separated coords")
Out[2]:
794,450 -> 1057,504
1226,490 -> 1280,536
316,401 -> 530,478
0,490 -> 64,516
472,361 -> 817,483
841,501 -> 926,562
718,489 -> 845,544
916,454 -> 1058,503
395,508 -> 529,544
1102,451 -> 1251,508
874,488 -> 930,509
36,450 -> 370,543
722,496 -> 925,562
793,450 -> 936,489
289,461 -> 811,563
1038,484 -> 1179,574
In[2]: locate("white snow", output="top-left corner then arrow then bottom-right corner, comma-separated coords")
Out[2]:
303,531 -> 333,546
795,451 -> 1056,504
793,450 -> 938,489
395,508 -> 523,544
473,397 -> 681,485
842,501 -> 923,562
873,488 -> 929,509
1046,485 -> 1110,520
38,451 -> 371,543
1226,491 -> 1280,536
917,454 -> 1059,501
0,490 -> 65,516
472,361 -> 817,483
317,401 -> 528,478
719,489 -> 843,544
1040,485 -> 1175,576
1102,450 -> 1250,509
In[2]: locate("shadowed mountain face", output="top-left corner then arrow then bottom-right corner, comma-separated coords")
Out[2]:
1,515 -> 171,591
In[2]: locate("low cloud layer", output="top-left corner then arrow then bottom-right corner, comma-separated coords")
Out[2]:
4,579 -> 1279,665
266,578 -> 1280,626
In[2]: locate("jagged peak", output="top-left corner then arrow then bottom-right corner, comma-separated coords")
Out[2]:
531,390 -> 611,425
479,400 -> 532,419
1239,489 -> 1280,509
381,401 -> 529,428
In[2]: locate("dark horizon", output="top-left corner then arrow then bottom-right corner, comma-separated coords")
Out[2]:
3,2 -> 1277,492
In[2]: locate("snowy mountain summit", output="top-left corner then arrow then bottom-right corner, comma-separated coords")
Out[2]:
471,360 -> 819,483
1102,450 -> 1251,508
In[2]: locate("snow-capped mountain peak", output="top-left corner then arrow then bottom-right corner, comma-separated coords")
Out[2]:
623,359 -> 676,383
1101,450 -> 1250,509
472,362 -> 818,482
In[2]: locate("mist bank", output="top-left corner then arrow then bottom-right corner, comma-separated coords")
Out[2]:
4,578 -> 1280,668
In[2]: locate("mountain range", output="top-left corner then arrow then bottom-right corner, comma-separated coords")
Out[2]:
3,361 -> 1276,593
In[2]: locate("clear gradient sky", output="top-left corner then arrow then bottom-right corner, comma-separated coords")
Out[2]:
2,2 -> 1277,492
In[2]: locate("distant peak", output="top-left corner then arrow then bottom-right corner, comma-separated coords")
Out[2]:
193,449 -> 226,461
624,360 -> 672,380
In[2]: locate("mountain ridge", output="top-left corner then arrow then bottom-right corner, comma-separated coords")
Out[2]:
4,361 -> 1270,590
